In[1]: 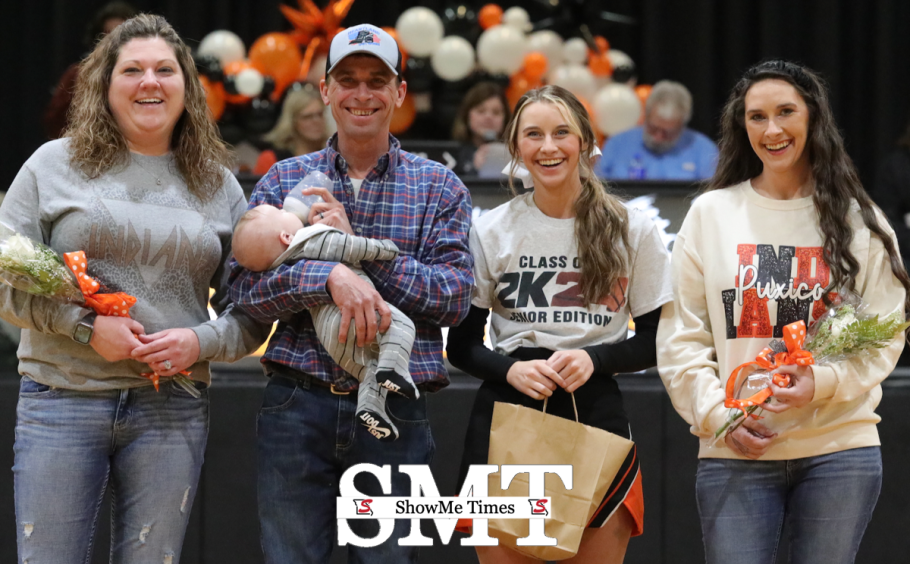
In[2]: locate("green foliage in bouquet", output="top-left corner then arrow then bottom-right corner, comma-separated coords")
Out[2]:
807,305 -> 910,359
0,233 -> 84,303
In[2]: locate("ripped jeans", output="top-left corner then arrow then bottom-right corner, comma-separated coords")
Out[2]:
13,376 -> 208,564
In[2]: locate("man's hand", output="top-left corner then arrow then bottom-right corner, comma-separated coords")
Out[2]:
326,264 -> 391,346
303,186 -> 354,235
90,316 -> 145,362
506,360 -> 565,400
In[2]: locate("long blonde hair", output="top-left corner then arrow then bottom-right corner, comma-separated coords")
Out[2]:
505,85 -> 629,305
65,14 -> 230,201
263,86 -> 328,154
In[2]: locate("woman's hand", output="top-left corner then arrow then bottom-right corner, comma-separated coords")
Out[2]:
90,316 -> 146,362
724,417 -> 777,459
131,328 -> 201,376
762,364 -> 815,413
506,360 -> 565,400
303,186 -> 354,235
546,350 -> 594,393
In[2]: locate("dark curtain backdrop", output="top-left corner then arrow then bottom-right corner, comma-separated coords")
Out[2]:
2,0 -> 909,192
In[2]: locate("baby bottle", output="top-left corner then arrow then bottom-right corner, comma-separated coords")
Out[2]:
284,170 -> 330,224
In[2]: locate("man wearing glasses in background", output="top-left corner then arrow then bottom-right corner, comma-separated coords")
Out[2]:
597,80 -> 718,181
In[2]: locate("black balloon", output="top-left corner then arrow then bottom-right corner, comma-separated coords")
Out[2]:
244,98 -> 279,134
443,4 -> 479,44
223,75 -> 239,96
193,53 -> 224,83
260,76 -> 276,101
405,57 -> 435,93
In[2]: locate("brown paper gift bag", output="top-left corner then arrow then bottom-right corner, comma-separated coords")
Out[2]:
486,396 -> 634,561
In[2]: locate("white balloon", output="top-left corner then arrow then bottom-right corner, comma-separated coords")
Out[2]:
550,64 -> 597,101
502,6 -> 532,32
198,30 -> 245,67
562,37 -> 588,65
430,36 -> 475,81
593,84 -> 642,135
476,25 -> 527,75
395,7 -> 445,57
527,30 -> 563,68
608,49 -> 634,70
235,68 -> 264,97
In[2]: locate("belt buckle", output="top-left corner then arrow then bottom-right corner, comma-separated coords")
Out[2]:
330,383 -> 350,395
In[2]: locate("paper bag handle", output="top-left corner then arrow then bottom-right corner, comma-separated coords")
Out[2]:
542,393 -> 579,422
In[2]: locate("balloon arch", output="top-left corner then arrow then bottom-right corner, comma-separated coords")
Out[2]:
194,2 -> 647,140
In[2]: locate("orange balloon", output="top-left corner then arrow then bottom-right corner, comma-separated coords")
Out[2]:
199,75 -> 226,121
506,71 -> 542,110
382,27 -> 409,69
478,4 -> 503,30
390,94 -> 416,134
589,53 -> 613,77
223,60 -> 254,105
250,32 -> 303,98
635,84 -> 653,106
523,52 -> 548,82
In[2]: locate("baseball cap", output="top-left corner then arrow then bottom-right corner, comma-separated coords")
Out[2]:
325,24 -> 402,77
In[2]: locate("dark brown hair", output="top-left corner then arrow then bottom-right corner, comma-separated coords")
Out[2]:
451,82 -> 510,144
66,14 -> 231,201
708,60 -> 910,315
505,85 -> 629,305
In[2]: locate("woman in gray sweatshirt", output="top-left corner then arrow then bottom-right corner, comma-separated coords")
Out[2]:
0,15 -> 268,563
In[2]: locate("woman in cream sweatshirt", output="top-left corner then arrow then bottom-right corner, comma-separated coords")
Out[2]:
657,60 -> 910,564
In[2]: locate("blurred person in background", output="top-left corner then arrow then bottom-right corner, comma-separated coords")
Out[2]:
597,80 -> 718,181
451,81 -> 510,176
253,85 -> 329,175
43,1 -> 136,139
872,118 -> 910,268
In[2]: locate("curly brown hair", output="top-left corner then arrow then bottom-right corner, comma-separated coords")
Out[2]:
708,60 -> 910,316
65,13 -> 231,201
504,85 -> 630,305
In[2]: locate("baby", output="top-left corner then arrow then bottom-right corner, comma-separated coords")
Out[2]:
233,203 -> 417,442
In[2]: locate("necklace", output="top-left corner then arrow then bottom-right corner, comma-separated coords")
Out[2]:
133,158 -> 163,186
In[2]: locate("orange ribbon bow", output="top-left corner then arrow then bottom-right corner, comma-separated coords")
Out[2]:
63,251 -> 137,317
63,251 -> 190,391
724,321 -> 815,419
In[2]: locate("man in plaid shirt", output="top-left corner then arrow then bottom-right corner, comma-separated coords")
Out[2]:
229,24 -> 473,563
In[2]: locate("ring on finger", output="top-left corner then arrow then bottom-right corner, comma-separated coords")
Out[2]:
163,359 -> 172,371
319,212 -> 325,219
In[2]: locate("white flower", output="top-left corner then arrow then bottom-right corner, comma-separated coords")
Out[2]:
4,234 -> 36,260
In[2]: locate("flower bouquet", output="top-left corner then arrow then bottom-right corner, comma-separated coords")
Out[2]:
0,223 -> 200,397
715,293 -> 909,439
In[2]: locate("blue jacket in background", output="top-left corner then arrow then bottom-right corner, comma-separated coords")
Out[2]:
596,126 -> 719,181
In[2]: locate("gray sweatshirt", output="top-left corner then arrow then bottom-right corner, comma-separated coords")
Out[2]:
0,139 -> 269,390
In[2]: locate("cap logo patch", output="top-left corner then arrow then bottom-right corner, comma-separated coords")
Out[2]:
348,28 -> 379,46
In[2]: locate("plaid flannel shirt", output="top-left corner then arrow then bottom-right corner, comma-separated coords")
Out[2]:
229,135 -> 474,392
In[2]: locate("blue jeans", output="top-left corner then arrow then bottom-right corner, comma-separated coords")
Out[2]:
696,447 -> 882,564
13,376 -> 209,564
257,373 -> 435,564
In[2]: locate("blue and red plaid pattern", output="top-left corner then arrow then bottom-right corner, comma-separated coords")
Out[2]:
229,135 -> 474,391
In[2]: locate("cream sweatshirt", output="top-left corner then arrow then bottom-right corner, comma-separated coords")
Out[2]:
657,181 -> 906,460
